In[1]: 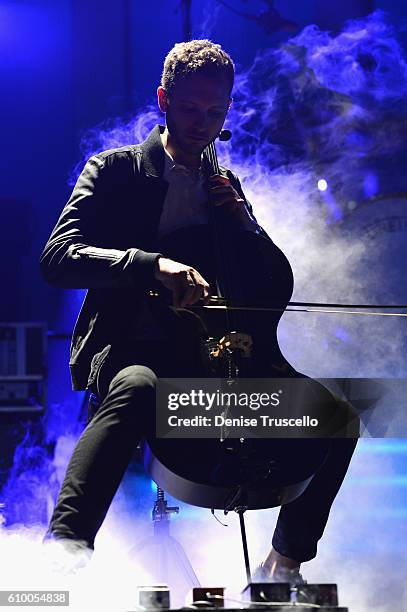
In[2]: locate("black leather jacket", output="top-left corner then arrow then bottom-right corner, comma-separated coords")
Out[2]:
40,125 -> 269,390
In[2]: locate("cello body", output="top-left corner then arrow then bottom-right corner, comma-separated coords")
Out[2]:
142,224 -> 334,510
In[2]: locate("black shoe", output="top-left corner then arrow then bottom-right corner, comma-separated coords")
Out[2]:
43,536 -> 93,575
252,562 -> 306,586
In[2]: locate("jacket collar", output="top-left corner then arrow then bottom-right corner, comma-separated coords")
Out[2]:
140,123 -> 229,179
140,124 -> 166,178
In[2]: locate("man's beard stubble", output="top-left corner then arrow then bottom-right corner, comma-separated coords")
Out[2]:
165,108 -> 205,157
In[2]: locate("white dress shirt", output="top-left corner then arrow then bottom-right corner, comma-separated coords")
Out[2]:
157,147 -> 209,238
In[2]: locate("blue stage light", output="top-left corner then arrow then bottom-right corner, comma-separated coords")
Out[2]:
358,440 -> 407,454
363,172 -> 379,198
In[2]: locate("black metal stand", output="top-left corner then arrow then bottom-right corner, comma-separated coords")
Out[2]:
131,486 -> 200,607
223,483 -> 252,584
238,509 -> 251,584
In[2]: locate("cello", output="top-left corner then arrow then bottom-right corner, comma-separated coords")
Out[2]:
143,130 -> 354,512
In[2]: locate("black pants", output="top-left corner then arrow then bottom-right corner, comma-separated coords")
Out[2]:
44,343 -> 358,562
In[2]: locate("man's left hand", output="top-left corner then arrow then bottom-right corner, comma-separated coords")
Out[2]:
208,174 -> 257,231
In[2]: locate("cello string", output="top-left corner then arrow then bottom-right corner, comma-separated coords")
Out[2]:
207,138 -> 252,339
204,139 -> 234,336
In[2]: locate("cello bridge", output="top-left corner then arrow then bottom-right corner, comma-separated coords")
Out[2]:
205,331 -> 253,360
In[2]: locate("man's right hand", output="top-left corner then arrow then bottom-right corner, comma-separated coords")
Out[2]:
154,257 -> 210,308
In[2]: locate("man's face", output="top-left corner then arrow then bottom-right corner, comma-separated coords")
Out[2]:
159,71 -> 232,156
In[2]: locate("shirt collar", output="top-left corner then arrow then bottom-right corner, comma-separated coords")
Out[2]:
163,145 -> 203,177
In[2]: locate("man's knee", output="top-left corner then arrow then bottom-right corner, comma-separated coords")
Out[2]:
108,365 -> 157,404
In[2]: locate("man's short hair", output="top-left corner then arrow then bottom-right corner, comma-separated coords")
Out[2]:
161,39 -> 235,95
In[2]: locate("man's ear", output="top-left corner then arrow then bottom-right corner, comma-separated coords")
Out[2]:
157,86 -> 169,113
